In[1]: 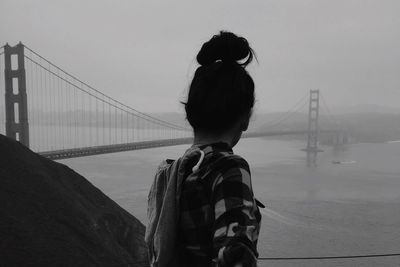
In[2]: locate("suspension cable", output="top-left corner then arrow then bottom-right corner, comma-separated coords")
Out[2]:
261,97 -> 308,130
259,92 -> 308,129
24,55 -> 187,131
320,93 -> 343,127
23,44 -> 188,130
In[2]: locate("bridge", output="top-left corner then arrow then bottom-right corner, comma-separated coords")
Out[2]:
0,43 -> 345,166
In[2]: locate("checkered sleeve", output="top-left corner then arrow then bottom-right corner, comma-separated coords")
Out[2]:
212,158 -> 260,267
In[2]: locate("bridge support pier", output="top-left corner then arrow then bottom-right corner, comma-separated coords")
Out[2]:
4,43 -> 29,147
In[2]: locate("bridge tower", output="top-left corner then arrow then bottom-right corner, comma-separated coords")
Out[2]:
305,89 -> 322,167
4,43 -> 30,147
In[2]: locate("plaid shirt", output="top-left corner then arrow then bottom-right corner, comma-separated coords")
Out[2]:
178,142 -> 262,267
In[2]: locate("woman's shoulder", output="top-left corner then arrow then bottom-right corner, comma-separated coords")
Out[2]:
211,151 -> 250,174
203,149 -> 252,191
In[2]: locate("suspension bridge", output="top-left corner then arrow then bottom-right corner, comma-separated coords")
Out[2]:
0,42 -> 346,165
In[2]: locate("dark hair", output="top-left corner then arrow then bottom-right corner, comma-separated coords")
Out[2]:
184,31 -> 255,133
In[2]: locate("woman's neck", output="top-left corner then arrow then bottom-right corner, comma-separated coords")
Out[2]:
193,128 -> 242,148
193,135 -> 232,147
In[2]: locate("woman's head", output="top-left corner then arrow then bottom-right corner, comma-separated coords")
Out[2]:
184,31 -> 256,135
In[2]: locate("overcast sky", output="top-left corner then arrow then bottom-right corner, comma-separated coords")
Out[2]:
1,0 -> 399,113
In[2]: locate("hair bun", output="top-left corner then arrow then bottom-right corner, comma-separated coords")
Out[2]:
196,31 -> 254,67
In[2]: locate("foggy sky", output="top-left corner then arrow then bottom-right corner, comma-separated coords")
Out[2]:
1,0 -> 399,113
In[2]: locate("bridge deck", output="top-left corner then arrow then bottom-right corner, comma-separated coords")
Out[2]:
39,138 -> 194,160
40,130 -> 338,160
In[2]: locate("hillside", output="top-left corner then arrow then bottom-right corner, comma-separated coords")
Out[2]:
0,134 -> 149,267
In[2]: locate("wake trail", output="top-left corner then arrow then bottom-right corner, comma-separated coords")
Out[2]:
260,207 -> 329,231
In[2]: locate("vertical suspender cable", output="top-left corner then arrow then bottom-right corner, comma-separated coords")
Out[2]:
52,65 -> 56,150
69,76 -> 73,149
51,62 -> 56,149
66,75 -> 69,149
74,80 -> 77,148
139,116 -> 142,142
39,57 -> 43,150
65,74 -> 69,149
53,63 -> 57,150
102,94 -> 105,146
73,77 -> 77,148
56,65 -> 60,150
108,99 -> 111,145
35,55 -> 40,150
59,69 -> 63,149
56,67 -> 60,150
58,68 -> 63,149
126,112 -> 129,143
120,107 -> 123,143
49,62 -> 53,150
88,85 -> 92,147
70,77 -> 74,149
131,115 -> 136,142
96,91 -> 98,146
81,83 -> 84,147
150,121 -> 153,141
42,59 -> 48,151
133,115 -> 136,142
114,104 -> 117,144
54,64 -> 58,150
137,116 -> 139,142
45,59 -> 49,150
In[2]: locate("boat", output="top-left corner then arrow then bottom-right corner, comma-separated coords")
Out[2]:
332,160 -> 356,164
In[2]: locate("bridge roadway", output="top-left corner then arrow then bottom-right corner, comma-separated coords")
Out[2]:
39,137 -> 194,160
40,129 -> 336,160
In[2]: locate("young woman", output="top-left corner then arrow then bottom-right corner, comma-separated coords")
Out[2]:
146,31 -> 261,267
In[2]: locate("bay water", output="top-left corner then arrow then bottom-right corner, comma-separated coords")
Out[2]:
60,138 -> 400,266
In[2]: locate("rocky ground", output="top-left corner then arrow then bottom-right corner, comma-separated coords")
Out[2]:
0,134 -> 148,267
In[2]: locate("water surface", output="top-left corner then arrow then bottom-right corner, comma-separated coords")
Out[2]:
61,138 -> 400,267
